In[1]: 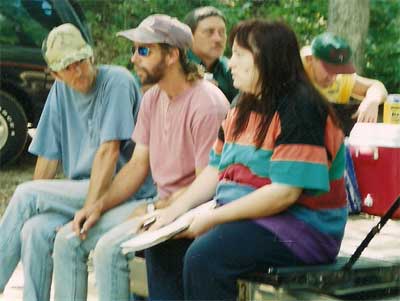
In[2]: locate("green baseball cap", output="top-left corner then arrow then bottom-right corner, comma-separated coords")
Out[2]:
42,23 -> 93,72
311,32 -> 355,74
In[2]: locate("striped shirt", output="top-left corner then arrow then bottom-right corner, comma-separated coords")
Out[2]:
209,94 -> 347,264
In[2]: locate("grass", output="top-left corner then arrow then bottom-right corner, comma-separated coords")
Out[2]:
0,153 -> 36,216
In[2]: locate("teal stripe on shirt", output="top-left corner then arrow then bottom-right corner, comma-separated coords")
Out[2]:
288,204 -> 347,239
270,160 -> 330,192
209,149 -> 221,168
219,143 -> 273,177
329,143 -> 346,181
215,181 -> 256,204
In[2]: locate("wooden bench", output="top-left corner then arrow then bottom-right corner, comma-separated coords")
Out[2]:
130,256 -> 148,298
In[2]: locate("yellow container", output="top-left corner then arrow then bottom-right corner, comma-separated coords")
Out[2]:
383,94 -> 400,124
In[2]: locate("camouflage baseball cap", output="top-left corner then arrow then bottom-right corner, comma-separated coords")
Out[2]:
117,14 -> 193,49
42,23 -> 93,71
311,32 -> 355,74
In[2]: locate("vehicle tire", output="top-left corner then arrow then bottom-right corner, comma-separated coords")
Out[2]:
0,91 -> 28,166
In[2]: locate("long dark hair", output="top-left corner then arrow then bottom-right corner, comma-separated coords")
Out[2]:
159,43 -> 203,82
230,20 -> 339,148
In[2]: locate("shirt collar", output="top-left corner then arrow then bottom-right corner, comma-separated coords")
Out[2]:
187,49 -> 222,72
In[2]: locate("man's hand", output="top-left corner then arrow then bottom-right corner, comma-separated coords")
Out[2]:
351,75 -> 387,123
72,201 -> 103,240
352,98 -> 379,123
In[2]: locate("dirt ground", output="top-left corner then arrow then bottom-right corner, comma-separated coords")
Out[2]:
0,152 -> 36,216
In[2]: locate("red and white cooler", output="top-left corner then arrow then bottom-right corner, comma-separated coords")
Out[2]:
348,123 -> 400,219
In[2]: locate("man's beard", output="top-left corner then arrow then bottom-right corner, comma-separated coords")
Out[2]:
137,56 -> 167,86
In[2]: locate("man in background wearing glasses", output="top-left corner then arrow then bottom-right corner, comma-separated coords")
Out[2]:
0,23 -> 156,301
51,15 -> 229,301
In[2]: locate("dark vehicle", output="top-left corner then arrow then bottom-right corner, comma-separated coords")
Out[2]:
0,0 -> 92,165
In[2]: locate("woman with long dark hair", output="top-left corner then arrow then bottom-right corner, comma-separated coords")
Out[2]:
144,19 -> 347,300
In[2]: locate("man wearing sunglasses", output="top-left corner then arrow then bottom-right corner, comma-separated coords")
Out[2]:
51,14 -> 229,301
0,23 -> 156,301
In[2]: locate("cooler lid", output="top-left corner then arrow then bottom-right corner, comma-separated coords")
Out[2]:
348,123 -> 400,148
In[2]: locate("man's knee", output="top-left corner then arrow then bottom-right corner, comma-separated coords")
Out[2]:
20,216 -> 56,253
53,225 -> 77,258
93,233 -> 120,268
10,181 -> 36,205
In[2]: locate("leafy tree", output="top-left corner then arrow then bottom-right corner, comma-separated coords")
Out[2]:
365,0 -> 400,92
328,0 -> 370,73
78,0 -> 399,92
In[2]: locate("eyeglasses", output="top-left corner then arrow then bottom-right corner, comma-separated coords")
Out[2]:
131,46 -> 151,57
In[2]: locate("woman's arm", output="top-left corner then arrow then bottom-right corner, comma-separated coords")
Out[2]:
184,183 -> 302,237
147,165 -> 219,231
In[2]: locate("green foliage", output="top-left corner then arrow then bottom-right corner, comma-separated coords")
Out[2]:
78,0 -> 223,67
365,0 -> 400,93
230,0 -> 328,45
78,0 -> 398,92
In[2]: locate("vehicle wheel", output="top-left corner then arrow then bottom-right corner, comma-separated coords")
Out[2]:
0,91 -> 28,166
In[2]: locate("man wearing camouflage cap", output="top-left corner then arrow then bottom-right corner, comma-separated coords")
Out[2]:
52,14 -> 229,300
301,32 -> 387,134
0,23 -> 155,301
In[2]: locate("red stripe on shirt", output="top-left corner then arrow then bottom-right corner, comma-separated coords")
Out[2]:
219,164 -> 272,188
296,178 -> 347,209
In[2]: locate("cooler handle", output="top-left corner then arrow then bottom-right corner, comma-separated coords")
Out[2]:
354,146 -> 379,160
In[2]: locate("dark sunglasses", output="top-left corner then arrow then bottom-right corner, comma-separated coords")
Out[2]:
131,46 -> 151,57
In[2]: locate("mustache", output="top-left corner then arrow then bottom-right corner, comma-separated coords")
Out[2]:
134,66 -> 148,74
213,42 -> 224,49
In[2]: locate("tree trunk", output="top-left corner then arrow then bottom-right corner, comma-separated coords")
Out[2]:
328,0 -> 370,74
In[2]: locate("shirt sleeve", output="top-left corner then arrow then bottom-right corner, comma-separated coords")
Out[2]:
192,98 -> 228,169
28,84 -> 61,160
269,98 -> 331,192
99,77 -> 141,144
209,118 -> 227,168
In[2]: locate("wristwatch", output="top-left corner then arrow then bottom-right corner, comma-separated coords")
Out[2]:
146,202 -> 155,213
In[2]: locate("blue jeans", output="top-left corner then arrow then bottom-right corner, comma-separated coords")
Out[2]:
94,218 -> 144,301
145,238 -> 193,300
0,179 -> 89,301
146,220 -> 305,301
53,197 -> 155,301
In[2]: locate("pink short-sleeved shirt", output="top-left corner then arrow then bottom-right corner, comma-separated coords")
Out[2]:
132,79 -> 229,198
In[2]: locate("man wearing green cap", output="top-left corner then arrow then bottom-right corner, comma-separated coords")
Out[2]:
301,32 -> 387,133
0,23 -> 155,301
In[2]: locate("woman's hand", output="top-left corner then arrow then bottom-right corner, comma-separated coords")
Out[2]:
145,205 -> 183,232
179,210 -> 218,239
